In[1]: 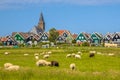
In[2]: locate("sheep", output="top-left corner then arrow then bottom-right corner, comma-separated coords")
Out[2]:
4,63 -> 13,68
43,54 -> 50,58
45,61 -> 51,66
51,61 -> 59,67
47,51 -> 52,54
89,53 -> 95,57
104,43 -> 117,47
4,52 -> 10,55
66,54 -> 72,58
75,54 -> 81,59
5,65 -> 20,71
70,63 -> 76,70
108,53 -> 114,56
35,56 -> 39,60
36,59 -> 51,66
71,53 -> 76,57
36,59 -> 47,66
34,53 -> 39,56
24,53 -> 29,56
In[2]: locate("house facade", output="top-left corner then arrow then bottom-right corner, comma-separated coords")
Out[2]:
91,32 -> 103,45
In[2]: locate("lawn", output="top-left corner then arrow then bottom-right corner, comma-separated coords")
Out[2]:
0,47 -> 120,80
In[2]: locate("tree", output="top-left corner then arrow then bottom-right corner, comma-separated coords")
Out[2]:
49,28 -> 59,42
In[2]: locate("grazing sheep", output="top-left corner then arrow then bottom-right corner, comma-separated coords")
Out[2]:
34,53 -> 39,56
70,63 -> 76,70
24,53 -> 29,56
5,65 -> 20,71
4,63 -> 13,68
77,51 -> 82,55
71,53 -> 76,57
36,59 -> 51,66
89,51 -> 96,54
66,54 -> 72,58
4,52 -> 10,55
51,61 -> 59,67
75,54 -> 81,59
89,53 -> 95,57
45,61 -> 51,66
43,54 -> 50,58
36,59 -> 47,66
35,56 -> 39,60
108,53 -> 114,56
47,51 -> 52,54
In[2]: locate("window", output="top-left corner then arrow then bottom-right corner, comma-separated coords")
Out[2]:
45,37 -> 47,39
82,37 -> 84,39
42,37 -> 44,39
79,37 -> 81,39
18,37 -> 21,39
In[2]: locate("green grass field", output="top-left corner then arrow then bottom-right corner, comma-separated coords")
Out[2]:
0,47 -> 120,80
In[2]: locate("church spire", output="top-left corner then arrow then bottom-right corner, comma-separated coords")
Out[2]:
40,12 -> 44,22
38,12 -> 45,33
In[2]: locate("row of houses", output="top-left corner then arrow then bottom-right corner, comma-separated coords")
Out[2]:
0,30 -> 120,46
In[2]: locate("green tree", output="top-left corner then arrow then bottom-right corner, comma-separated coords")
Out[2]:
49,28 -> 59,42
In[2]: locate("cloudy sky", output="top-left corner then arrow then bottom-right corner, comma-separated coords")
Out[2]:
0,0 -> 120,36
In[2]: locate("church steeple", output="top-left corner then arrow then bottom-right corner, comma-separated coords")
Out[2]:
38,12 -> 45,32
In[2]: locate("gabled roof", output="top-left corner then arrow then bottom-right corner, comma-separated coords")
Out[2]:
0,37 -> 8,42
76,32 -> 90,40
57,30 -> 71,36
72,33 -> 78,39
39,32 -> 49,39
12,32 -> 27,39
104,32 -> 113,40
91,32 -> 102,40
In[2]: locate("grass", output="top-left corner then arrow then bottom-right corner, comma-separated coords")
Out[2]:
0,47 -> 120,80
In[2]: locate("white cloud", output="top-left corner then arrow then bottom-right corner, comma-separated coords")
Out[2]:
0,0 -> 120,9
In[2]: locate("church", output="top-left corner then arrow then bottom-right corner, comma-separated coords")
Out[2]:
29,13 -> 45,35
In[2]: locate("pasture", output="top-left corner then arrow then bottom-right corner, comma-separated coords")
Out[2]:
0,47 -> 120,80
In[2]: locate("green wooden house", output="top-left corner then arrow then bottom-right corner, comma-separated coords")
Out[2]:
91,32 -> 103,45
12,32 -> 25,44
76,32 -> 90,43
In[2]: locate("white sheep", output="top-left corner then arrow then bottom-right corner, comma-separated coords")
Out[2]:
70,63 -> 76,70
71,53 -> 76,57
108,53 -> 114,56
34,53 -> 39,56
4,63 -> 13,68
4,52 -> 10,55
5,65 -> 20,71
66,54 -> 72,58
45,61 -> 51,66
75,54 -> 81,59
47,51 -> 52,54
36,59 -> 47,66
43,54 -> 50,58
35,56 -> 39,60
24,53 -> 29,56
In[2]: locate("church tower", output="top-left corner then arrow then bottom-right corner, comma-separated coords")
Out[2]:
38,13 -> 45,33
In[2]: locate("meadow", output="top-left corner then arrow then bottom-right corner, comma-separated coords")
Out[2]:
0,47 -> 120,80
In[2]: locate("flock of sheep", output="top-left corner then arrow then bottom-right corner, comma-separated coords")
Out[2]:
1,50 -> 115,71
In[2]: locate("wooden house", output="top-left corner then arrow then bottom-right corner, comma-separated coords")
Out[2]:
56,30 -> 73,43
39,32 -> 49,42
76,32 -> 91,43
91,32 -> 103,45
103,33 -> 113,43
0,36 -> 16,46
112,32 -> 120,44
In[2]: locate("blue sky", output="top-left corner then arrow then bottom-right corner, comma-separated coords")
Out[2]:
0,0 -> 120,36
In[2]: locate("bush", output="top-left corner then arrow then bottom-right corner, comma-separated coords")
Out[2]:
81,42 -> 90,47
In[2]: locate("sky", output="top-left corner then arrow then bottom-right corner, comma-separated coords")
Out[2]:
0,0 -> 120,36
